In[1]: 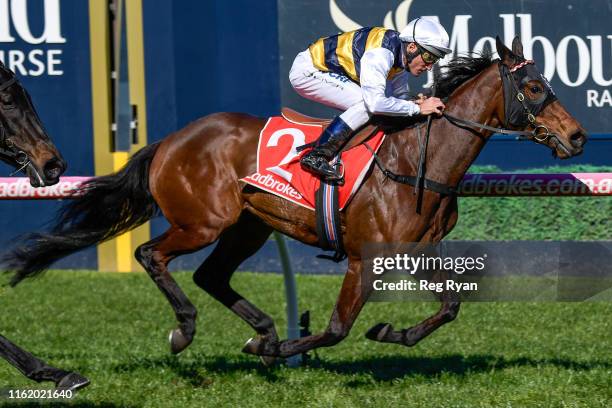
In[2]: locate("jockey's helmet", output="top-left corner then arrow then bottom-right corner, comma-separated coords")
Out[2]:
399,17 -> 451,59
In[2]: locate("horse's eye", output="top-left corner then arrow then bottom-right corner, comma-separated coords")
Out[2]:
1,93 -> 15,108
530,86 -> 541,93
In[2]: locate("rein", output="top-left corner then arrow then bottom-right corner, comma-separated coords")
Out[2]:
442,112 -> 538,139
413,83 -> 436,213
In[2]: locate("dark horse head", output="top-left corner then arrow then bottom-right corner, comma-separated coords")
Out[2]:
0,62 -> 66,186
494,36 -> 587,158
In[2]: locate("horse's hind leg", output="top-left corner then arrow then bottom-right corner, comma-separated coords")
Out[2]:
135,226 -> 220,354
192,212 -> 280,362
0,334 -> 89,391
243,258 -> 369,358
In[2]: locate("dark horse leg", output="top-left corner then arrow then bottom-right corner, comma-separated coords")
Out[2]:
0,334 -> 89,391
135,226 -> 222,354
243,258 -> 369,358
192,211 -> 280,364
365,201 -> 461,348
365,270 -> 461,347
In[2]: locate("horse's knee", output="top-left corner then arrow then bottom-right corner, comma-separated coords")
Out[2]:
442,302 -> 461,322
134,244 -> 153,267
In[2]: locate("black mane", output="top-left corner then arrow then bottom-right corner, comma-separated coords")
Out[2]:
434,53 -> 494,99
370,53 -> 496,131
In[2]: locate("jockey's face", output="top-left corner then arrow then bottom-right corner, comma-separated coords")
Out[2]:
405,43 -> 434,76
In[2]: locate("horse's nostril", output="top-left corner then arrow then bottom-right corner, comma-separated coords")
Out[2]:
43,158 -> 65,180
570,132 -> 586,148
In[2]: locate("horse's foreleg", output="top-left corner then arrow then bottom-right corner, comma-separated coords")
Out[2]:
0,335 -> 89,390
243,259 -> 369,358
367,199 -> 461,347
193,212 -> 280,364
366,300 -> 460,347
135,227 -> 217,354
366,270 -> 461,347
402,295 -> 460,346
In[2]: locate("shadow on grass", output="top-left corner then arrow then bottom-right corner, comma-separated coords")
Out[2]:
111,352 -> 611,386
308,354 -> 612,385
112,354 -> 281,385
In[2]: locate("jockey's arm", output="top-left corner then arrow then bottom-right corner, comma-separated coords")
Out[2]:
360,48 -> 421,116
388,71 -> 411,100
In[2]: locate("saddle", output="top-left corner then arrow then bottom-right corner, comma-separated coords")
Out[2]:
281,108 -> 379,152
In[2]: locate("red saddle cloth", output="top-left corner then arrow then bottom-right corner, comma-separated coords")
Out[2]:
241,116 -> 385,210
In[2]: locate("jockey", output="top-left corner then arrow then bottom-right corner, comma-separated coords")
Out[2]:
289,17 -> 451,180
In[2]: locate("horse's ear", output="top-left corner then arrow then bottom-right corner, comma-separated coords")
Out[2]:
511,36 -> 524,58
481,42 -> 493,58
496,35 -> 516,66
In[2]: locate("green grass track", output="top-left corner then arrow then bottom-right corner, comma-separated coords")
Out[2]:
0,271 -> 610,407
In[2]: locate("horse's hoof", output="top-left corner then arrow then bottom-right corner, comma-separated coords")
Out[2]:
365,322 -> 393,342
242,336 -> 262,356
169,328 -> 192,354
242,335 -> 279,358
55,372 -> 90,392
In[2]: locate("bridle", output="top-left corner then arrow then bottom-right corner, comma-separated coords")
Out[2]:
0,74 -> 44,183
442,59 -> 569,154
367,58 -> 569,200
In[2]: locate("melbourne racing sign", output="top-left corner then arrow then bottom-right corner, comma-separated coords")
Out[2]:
0,0 -> 66,76
278,0 -> 612,133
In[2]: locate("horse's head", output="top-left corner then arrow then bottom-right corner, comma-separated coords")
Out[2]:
0,62 -> 66,186
495,36 -> 587,158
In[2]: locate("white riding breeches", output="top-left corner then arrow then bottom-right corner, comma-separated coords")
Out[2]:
289,50 -> 411,130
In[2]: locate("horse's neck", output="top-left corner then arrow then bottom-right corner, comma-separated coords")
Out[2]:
406,65 -> 503,189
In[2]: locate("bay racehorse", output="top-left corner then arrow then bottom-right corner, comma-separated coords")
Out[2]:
3,38 -> 586,362
0,62 -> 89,390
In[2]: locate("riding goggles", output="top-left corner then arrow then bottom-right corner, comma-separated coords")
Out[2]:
417,45 -> 440,65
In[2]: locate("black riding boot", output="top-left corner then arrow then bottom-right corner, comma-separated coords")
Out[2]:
300,116 -> 353,180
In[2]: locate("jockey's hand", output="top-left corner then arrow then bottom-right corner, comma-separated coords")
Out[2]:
416,97 -> 445,116
415,93 -> 428,104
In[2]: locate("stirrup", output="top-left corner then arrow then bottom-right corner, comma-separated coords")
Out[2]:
323,160 -> 345,184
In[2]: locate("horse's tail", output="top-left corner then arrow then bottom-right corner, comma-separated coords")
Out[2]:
2,142 -> 161,286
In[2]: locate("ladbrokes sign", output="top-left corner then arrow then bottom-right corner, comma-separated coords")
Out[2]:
279,0 -> 611,133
